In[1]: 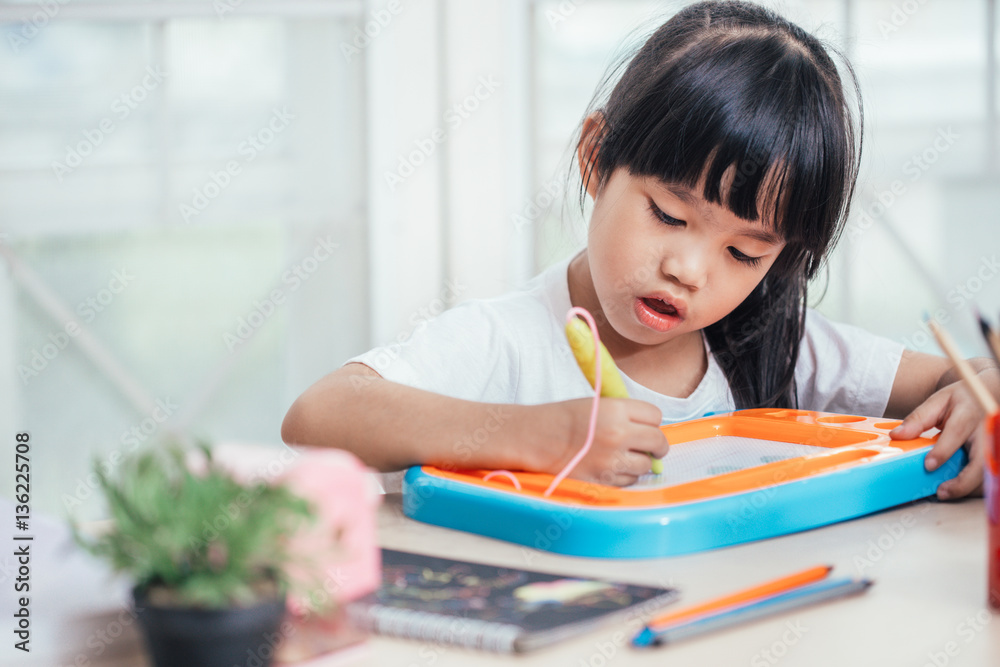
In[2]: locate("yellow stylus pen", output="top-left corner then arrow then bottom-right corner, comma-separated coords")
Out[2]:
565,317 -> 664,475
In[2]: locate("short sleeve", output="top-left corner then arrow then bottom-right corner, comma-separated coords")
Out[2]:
795,309 -> 904,417
345,301 -> 519,403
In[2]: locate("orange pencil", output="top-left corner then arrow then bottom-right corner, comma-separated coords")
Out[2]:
646,564 -> 832,630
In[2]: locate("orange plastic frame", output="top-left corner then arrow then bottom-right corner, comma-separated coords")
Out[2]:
420,409 -> 933,507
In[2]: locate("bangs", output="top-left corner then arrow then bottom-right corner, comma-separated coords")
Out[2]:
572,0 -> 864,410
597,30 -> 853,251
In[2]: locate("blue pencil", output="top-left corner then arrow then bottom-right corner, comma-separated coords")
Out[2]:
632,576 -> 873,648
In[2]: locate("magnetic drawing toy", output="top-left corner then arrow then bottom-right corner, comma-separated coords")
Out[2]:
403,409 -> 965,558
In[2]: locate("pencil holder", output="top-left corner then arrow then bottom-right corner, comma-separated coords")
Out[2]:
988,413 -> 1000,612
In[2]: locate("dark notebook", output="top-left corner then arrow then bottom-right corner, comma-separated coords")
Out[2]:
345,549 -> 678,653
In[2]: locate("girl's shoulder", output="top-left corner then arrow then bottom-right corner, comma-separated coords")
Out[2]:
796,307 -> 904,415
800,308 -> 900,352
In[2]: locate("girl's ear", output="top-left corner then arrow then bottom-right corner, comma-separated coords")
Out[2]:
577,112 -> 606,200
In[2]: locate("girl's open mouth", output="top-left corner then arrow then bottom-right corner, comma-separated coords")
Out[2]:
634,297 -> 682,333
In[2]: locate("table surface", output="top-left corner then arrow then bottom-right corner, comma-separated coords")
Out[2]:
361,492 -> 1000,667
6,488 -> 999,667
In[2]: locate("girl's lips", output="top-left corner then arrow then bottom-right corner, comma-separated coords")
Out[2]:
634,297 -> 683,333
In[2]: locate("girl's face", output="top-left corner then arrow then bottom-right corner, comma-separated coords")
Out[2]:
580,167 -> 786,351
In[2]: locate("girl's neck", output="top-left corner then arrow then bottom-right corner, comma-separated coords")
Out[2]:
566,251 -> 708,399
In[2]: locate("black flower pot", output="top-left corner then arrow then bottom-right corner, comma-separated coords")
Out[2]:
132,587 -> 288,667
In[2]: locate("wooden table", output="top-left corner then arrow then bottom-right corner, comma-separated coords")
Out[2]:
6,489 -> 998,667
363,492 -> 999,667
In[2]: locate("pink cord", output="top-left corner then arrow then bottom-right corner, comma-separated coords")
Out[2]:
542,307 -> 604,497
482,470 -> 523,490
475,307 -> 604,498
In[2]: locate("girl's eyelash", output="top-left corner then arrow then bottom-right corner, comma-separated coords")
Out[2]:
649,199 -> 764,269
648,201 -> 684,226
729,247 -> 763,268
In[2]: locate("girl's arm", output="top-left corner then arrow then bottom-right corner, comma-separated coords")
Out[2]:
886,349 -> 1000,499
281,362 -> 669,485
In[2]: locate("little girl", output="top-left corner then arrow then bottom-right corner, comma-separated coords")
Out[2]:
283,1 -> 998,499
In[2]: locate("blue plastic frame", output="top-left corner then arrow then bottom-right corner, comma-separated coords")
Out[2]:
402,445 -> 966,559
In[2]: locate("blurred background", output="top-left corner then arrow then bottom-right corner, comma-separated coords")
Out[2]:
1,0 -> 998,517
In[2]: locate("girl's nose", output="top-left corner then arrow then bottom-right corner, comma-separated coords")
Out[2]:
661,243 -> 708,291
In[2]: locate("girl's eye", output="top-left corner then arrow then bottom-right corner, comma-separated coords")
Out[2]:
728,247 -> 763,269
648,201 -> 685,227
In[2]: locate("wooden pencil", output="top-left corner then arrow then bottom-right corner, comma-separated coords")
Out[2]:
978,313 -> 1000,365
927,317 -> 999,415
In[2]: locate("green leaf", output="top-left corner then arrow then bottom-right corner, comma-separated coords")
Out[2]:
71,438 -> 318,609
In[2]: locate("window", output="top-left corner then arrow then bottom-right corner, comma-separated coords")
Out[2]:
0,1 -> 367,517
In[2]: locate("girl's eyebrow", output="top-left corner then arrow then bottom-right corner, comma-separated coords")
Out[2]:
739,228 -> 783,246
663,183 -> 698,206
656,182 -> 697,206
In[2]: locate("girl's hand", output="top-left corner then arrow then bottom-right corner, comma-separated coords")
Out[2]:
544,397 -> 670,487
889,374 -> 995,500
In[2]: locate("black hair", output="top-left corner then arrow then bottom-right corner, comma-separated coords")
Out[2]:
575,0 -> 862,409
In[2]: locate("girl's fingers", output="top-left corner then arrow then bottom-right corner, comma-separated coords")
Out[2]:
936,420 -> 989,499
602,435 -> 663,480
629,424 -> 670,459
925,415 -> 975,472
577,450 -> 650,486
889,391 -> 948,441
624,398 -> 664,426
936,444 -> 984,499
620,450 -> 658,478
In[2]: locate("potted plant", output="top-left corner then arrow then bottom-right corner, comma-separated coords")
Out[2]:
72,441 -> 317,667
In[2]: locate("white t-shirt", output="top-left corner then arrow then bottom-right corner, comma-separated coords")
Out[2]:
348,256 -> 904,423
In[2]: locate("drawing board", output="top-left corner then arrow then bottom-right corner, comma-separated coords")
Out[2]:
402,409 -> 966,558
